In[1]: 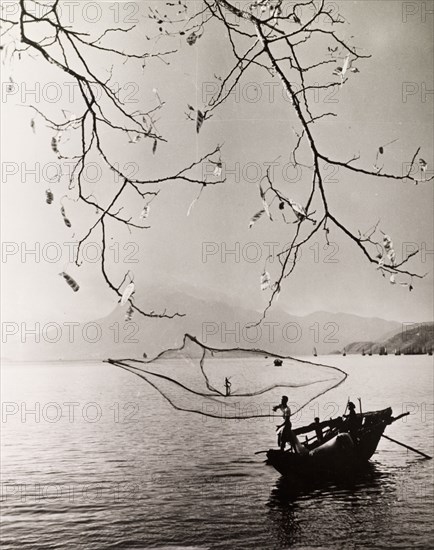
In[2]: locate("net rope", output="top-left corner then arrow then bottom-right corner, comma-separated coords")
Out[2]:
108,333 -> 347,420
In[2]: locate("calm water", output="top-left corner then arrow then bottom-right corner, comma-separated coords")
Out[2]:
1,356 -> 433,549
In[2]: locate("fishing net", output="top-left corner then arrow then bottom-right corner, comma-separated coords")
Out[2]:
109,334 -> 347,420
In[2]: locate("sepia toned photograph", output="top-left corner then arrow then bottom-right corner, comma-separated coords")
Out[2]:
1,1 -> 433,548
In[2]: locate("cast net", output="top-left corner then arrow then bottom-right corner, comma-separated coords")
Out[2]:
109,334 -> 347,419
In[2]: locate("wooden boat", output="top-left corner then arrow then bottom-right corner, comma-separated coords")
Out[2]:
313,347 -> 317,357
266,407 -> 407,478
274,358 -> 283,366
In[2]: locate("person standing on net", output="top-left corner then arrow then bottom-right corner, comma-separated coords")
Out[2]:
224,377 -> 232,396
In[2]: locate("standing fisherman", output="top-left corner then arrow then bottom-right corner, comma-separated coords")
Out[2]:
273,396 -> 293,451
224,377 -> 232,396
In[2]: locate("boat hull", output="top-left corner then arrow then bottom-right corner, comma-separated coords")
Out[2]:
266,408 -> 392,478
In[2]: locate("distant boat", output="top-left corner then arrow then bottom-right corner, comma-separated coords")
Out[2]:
384,348 -> 388,356
362,349 -> 365,356
274,358 -> 283,367
313,347 -> 317,357
342,350 -> 346,357
368,350 -> 372,356
394,348 -> 401,356
428,350 -> 433,356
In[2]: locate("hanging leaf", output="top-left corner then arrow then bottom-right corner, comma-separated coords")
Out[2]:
419,158 -> 427,172
187,31 -> 199,45
60,206 -> 72,228
383,234 -> 394,253
259,183 -> 272,221
260,271 -> 271,291
51,137 -> 59,154
213,162 -> 222,178
387,249 -> 396,265
125,305 -> 134,322
381,233 -> 396,266
120,282 -> 135,306
196,110 -> 205,133
187,197 -> 198,217
30,118 -> 35,133
382,234 -> 392,248
187,187 -> 204,217
139,205 -> 150,219
249,209 -> 265,229
259,182 -> 266,201
378,138 -> 398,158
262,198 -> 272,220
272,282 -> 281,301
341,54 -> 350,76
152,139 -> 157,155
389,274 -> 396,285
59,272 -> 79,292
288,199 -> 310,222
45,189 -> 53,205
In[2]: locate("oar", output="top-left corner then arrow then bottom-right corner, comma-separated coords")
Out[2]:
390,412 -> 410,423
382,434 -> 432,459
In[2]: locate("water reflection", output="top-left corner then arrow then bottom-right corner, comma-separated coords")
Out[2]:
269,463 -> 389,500
266,464 -> 398,548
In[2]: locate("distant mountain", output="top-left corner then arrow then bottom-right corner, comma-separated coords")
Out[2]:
1,286 -> 406,361
342,322 -> 434,355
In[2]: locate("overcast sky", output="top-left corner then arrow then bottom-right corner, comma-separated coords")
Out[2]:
1,0 -> 433,332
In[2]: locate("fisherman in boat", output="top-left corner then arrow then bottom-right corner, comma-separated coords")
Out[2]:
273,395 -> 290,416
224,377 -> 232,396
314,417 -> 324,442
273,396 -> 294,452
345,401 -> 360,440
